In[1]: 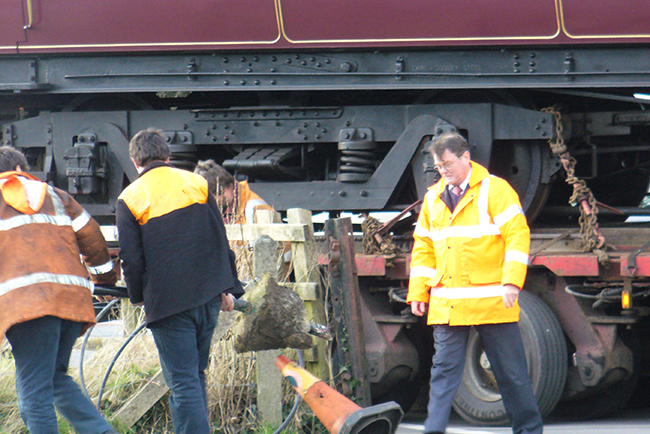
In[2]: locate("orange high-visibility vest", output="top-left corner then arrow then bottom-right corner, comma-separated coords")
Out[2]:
0,172 -> 116,340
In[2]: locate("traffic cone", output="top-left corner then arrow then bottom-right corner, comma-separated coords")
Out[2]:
275,355 -> 403,434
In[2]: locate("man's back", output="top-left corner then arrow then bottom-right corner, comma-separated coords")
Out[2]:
117,163 -> 242,324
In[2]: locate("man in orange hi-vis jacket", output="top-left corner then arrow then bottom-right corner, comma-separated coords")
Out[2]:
407,132 -> 542,434
0,146 -> 118,434
193,159 -> 273,225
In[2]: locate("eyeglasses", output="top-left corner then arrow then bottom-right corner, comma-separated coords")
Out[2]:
433,159 -> 457,173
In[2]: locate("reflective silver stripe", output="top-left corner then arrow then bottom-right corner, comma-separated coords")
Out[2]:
0,213 -> 72,232
414,222 -> 430,238
410,266 -> 437,279
494,204 -> 524,228
87,259 -> 114,275
430,285 -> 506,299
505,250 -> 530,265
423,177 -> 518,243
427,224 -> 501,242
48,186 -> 67,217
478,177 -> 491,226
245,199 -> 267,223
72,210 -> 91,232
0,272 -> 92,296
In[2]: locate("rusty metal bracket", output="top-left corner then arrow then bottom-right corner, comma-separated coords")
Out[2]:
626,238 -> 650,277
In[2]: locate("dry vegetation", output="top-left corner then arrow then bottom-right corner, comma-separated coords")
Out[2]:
0,240 -> 329,434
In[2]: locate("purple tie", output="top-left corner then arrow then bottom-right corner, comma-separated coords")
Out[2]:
449,185 -> 462,210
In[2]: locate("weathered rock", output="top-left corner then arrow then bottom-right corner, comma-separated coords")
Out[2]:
232,274 -> 313,352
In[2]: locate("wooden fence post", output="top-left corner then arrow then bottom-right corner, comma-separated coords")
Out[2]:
287,208 -> 330,380
253,212 -> 283,428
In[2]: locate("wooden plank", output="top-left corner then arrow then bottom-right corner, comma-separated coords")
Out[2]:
285,282 -> 320,301
287,208 -> 329,374
113,370 -> 168,429
225,223 -> 308,242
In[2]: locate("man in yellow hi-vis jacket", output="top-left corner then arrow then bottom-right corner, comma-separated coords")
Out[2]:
407,132 -> 542,434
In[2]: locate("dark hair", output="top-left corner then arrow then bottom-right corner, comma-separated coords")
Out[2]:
194,159 -> 234,195
129,128 -> 170,167
0,146 -> 29,173
430,132 -> 470,159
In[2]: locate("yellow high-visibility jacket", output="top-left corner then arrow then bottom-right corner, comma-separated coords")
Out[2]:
407,162 -> 530,326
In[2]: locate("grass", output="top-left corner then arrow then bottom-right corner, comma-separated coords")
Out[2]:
0,343 -> 26,434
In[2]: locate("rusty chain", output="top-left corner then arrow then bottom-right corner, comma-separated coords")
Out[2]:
542,107 -> 609,264
361,215 -> 398,259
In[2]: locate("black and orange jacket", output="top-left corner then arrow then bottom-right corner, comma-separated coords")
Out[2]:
116,162 -> 244,324
0,171 -> 117,340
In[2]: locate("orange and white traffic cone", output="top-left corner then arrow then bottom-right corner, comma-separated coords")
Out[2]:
275,355 -> 403,434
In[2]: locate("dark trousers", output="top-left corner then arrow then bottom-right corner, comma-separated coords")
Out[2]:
149,296 -> 221,434
424,322 -> 543,434
6,316 -> 116,434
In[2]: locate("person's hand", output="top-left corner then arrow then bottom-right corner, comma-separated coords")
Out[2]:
221,293 -> 235,312
94,295 -> 117,303
503,284 -> 520,308
411,301 -> 428,316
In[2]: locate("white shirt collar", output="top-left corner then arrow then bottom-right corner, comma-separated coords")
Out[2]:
448,167 -> 472,193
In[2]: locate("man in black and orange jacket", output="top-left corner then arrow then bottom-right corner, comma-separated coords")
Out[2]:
116,128 -> 243,434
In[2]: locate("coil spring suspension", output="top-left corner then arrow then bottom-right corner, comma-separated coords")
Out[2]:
337,127 -> 377,182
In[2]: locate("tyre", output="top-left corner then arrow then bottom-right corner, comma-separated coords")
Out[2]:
452,290 -> 568,426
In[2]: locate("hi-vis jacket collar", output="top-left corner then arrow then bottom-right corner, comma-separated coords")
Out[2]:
0,171 -> 46,215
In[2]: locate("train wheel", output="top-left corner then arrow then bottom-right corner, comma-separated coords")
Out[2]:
452,290 -> 568,426
489,140 -> 553,223
416,89 -> 554,222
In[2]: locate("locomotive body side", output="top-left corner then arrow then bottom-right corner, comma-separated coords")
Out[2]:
2,0 -> 650,54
